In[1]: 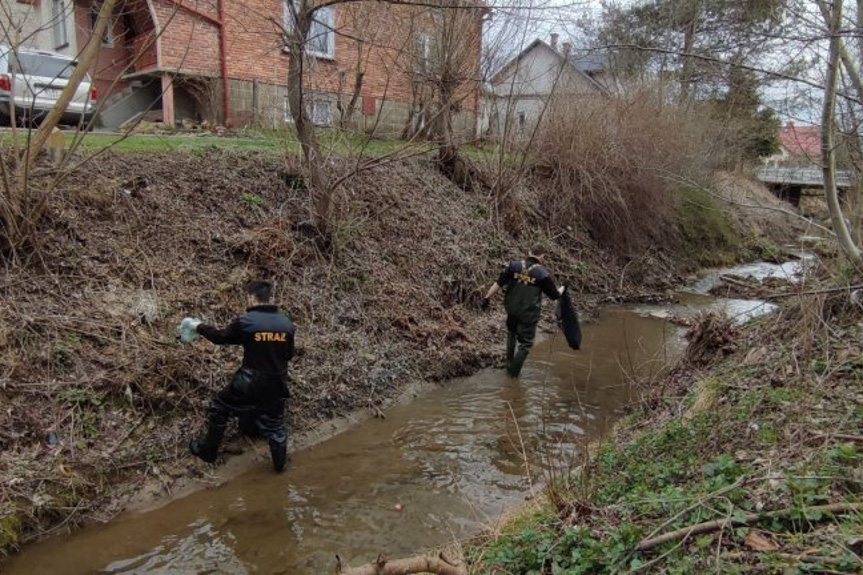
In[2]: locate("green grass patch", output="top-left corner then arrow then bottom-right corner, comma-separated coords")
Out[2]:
469,350 -> 863,574
0,127 -> 444,157
0,513 -> 21,550
675,184 -> 740,266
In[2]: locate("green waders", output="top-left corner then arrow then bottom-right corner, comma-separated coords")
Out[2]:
503,263 -> 543,377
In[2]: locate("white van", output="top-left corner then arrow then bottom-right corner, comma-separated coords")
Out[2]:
0,44 -> 98,127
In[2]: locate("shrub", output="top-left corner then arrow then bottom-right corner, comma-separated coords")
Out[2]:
533,86 -> 729,251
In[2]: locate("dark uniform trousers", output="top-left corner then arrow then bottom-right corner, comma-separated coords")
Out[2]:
194,304 -> 295,467
505,313 -> 538,377
200,367 -> 289,456
498,257 -> 560,377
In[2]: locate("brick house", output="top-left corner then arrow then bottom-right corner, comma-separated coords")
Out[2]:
2,0 -> 483,135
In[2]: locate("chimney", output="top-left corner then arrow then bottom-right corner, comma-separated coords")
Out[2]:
562,42 -> 572,58
550,33 -> 559,51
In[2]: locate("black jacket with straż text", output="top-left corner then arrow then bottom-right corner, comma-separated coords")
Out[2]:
196,304 -> 295,375
498,257 -> 560,324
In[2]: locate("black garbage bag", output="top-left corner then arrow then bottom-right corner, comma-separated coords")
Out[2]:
556,287 -> 582,350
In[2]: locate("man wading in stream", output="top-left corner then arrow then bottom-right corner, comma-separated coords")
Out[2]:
482,245 -> 564,377
181,280 -> 295,472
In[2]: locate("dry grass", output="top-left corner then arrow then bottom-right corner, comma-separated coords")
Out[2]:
533,88 -> 731,252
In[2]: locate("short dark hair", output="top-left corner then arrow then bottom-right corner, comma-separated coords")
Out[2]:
530,244 -> 547,257
246,280 -> 273,303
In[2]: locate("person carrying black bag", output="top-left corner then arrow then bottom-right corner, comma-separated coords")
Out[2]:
482,245 -> 564,377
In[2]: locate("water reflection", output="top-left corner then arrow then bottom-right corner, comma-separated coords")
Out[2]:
4,307 -> 685,575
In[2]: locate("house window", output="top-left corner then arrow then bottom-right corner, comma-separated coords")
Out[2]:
90,3 -> 114,47
282,0 -> 335,59
284,94 -> 332,127
51,0 -> 68,49
308,95 -> 333,126
416,33 -> 433,74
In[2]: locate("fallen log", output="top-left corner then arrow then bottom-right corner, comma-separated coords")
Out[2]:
636,502 -> 863,552
335,552 -> 465,575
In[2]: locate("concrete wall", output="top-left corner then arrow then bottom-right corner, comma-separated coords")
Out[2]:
99,78 -> 160,128
226,77 -> 474,138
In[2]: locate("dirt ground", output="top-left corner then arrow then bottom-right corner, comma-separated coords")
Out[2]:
0,150 -> 798,555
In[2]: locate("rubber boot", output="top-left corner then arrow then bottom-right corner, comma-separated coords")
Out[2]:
506,331 -> 517,374
189,438 -> 217,463
509,345 -> 530,378
189,419 -> 226,464
269,439 -> 289,473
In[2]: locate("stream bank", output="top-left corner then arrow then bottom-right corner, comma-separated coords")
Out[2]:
0,149 -> 800,557
470,257 -> 863,574
2,298 -> 687,574
1,257 -> 815,574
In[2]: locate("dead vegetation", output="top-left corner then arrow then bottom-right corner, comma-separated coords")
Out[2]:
683,312 -> 738,367
533,89 -> 731,252
0,147 -> 722,556
469,266 -> 863,574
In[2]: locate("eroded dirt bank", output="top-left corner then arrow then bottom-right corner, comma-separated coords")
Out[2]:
0,150 -> 795,555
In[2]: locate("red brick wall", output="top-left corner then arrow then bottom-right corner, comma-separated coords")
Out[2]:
150,0 -> 480,111
150,0 -> 221,76
74,0 -> 132,100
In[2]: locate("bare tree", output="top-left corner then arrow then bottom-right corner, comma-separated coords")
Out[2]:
281,0 -> 486,242
425,0 -> 486,189
820,0 -> 863,266
0,0 -> 120,261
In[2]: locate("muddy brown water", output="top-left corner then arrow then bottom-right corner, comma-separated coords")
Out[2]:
7,259 -> 797,575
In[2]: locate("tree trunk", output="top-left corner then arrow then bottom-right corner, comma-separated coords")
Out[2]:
21,0 -> 120,179
822,0 -> 863,267
341,45 -> 365,128
287,4 -> 331,241
679,17 -> 697,102
2,0 -> 119,260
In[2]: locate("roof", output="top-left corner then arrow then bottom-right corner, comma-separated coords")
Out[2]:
490,39 -> 608,93
779,123 -> 820,159
569,51 -> 607,74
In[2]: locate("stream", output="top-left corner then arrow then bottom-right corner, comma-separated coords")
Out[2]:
2,260 -> 804,575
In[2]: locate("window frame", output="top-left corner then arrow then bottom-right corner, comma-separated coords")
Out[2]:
282,0 -> 335,60
90,3 -> 115,48
416,32 -> 433,75
51,0 -> 69,50
308,95 -> 333,126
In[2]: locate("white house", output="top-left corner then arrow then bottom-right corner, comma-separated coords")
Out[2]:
2,0 -> 79,56
483,34 -> 608,139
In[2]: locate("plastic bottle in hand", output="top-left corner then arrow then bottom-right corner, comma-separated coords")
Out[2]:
178,317 -> 202,342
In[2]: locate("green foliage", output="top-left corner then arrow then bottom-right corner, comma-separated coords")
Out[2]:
0,513 -> 21,549
827,443 -> 860,464
241,193 -> 263,208
675,184 -> 739,265
709,69 -> 782,162
601,0 -> 785,97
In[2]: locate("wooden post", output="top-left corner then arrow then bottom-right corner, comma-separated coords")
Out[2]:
161,74 -> 175,127
46,127 -> 65,166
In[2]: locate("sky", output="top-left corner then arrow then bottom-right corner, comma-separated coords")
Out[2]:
484,0 -> 848,125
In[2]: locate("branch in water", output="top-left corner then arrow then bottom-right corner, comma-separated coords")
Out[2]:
335,552 -> 466,575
